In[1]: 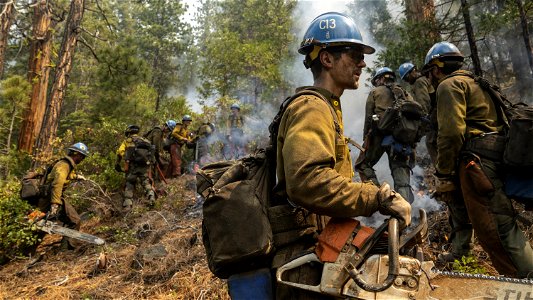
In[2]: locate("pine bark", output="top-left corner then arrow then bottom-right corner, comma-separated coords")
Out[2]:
18,0 -> 54,152
0,0 -> 15,79
404,0 -> 439,41
36,0 -> 84,157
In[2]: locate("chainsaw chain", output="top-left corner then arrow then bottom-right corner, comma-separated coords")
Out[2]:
434,269 -> 533,285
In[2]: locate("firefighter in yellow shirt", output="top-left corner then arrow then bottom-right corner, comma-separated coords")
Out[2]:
116,125 -> 155,210
167,115 -> 193,177
38,142 -> 88,249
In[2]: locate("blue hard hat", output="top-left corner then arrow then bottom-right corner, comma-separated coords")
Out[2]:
398,62 -> 415,80
68,142 -> 89,156
424,41 -> 464,67
371,67 -> 395,86
165,120 -> 176,131
230,103 -> 240,110
299,12 -> 375,67
182,115 -> 192,122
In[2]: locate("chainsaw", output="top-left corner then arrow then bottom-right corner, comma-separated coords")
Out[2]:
28,211 -> 105,246
276,209 -> 533,299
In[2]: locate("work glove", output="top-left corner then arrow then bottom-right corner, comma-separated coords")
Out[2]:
76,174 -> 86,181
433,176 -> 456,204
48,204 -> 61,219
115,163 -> 123,173
377,183 -> 412,230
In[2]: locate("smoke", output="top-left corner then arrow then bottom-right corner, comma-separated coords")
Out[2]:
188,1 -> 441,222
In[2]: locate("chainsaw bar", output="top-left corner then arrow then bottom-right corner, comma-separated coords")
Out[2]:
434,269 -> 533,284
35,219 -> 105,245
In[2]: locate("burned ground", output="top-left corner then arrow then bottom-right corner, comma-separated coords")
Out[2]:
0,173 -> 531,299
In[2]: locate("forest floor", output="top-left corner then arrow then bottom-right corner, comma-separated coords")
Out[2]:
0,172 -> 531,299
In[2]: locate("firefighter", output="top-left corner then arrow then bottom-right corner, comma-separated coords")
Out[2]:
226,103 -> 245,159
425,41 -> 533,278
39,142 -> 88,249
270,12 -> 411,299
399,62 -> 438,165
167,115 -> 193,177
116,125 -> 155,210
144,119 -> 176,182
354,67 -> 416,204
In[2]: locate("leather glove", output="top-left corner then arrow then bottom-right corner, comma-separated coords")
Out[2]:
433,177 -> 456,204
115,163 -> 123,172
49,204 -> 61,219
377,183 -> 412,229
77,174 -> 86,181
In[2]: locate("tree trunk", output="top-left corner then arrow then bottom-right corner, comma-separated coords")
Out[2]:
515,0 -> 533,75
461,0 -> 482,76
35,0 -> 84,158
18,0 -> 54,153
0,0 -> 15,79
404,0 -> 439,41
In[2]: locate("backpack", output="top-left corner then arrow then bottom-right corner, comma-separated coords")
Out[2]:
20,158 -> 73,205
125,136 -> 154,166
471,75 -> 533,168
449,73 -> 533,205
377,84 -> 425,145
197,89 -> 339,279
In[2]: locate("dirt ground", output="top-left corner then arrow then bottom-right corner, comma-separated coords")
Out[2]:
0,173 -> 531,299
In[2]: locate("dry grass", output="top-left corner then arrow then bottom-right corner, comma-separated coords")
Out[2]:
0,175 -> 229,300
1,170 -> 531,299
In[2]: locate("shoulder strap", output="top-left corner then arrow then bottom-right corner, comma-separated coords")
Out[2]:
269,89 -> 342,149
43,158 -> 74,184
441,72 -> 513,129
386,84 -> 408,108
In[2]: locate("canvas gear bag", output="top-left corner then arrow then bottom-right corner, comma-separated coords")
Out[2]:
471,75 -> 533,168
20,158 -> 73,205
125,136 -> 154,166
197,89 -> 343,279
377,84 -> 424,145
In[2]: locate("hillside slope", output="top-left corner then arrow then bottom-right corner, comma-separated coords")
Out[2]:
1,173 -> 531,299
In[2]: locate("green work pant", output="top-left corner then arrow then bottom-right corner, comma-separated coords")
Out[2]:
124,164 -> 153,206
355,133 -> 414,203
458,154 -> 533,278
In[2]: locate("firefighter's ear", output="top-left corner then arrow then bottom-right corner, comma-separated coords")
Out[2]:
319,50 -> 334,68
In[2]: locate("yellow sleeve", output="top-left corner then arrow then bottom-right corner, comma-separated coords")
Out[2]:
436,78 -> 468,175
171,126 -> 189,143
116,141 -> 127,158
413,77 -> 432,114
280,97 -> 380,218
49,161 -> 71,205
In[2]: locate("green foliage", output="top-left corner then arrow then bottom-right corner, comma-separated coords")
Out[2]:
196,0 -> 297,102
0,75 -> 31,152
0,180 -> 40,263
452,255 -> 488,275
0,148 -> 32,181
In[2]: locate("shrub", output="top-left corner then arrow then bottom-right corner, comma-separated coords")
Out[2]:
0,180 -> 40,263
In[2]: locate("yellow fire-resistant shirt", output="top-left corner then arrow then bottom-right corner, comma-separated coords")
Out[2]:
276,86 -> 380,218
436,70 -> 505,175
171,123 -> 190,145
45,156 -> 77,205
116,135 -> 138,159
